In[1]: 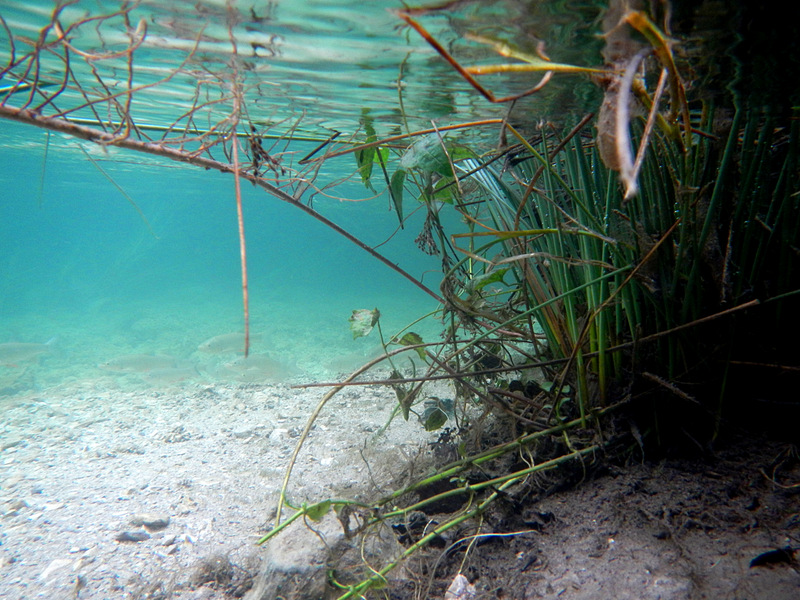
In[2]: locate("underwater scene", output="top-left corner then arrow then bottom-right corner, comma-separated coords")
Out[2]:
2,1 -> 799,599
0,0 -> 478,394
0,0 -> 604,395
0,117 -> 444,392
0,0 -> 606,395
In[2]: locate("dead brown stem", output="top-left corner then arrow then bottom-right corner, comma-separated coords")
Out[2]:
395,11 -> 553,103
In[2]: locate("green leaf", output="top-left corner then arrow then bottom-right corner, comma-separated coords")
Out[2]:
377,145 -> 390,165
389,168 -> 406,223
466,268 -> 509,293
421,397 -> 454,431
431,176 -> 457,204
355,146 -> 376,191
390,369 -> 416,420
400,134 -> 452,176
305,500 -> 331,522
449,144 -> 479,162
423,407 -> 448,431
349,308 -> 380,339
355,108 -> 379,191
395,332 -> 427,361
457,441 -> 467,458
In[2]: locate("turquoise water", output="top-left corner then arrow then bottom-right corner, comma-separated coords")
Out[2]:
0,117 -> 444,391
0,0 -> 606,393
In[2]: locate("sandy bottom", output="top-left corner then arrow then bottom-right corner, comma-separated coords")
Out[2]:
0,294 -> 445,599
1,300 -> 799,600
0,374 -> 439,600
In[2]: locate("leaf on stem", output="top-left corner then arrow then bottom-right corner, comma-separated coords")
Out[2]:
400,133 -> 451,176
465,268 -> 509,294
395,332 -> 427,361
305,500 -> 332,522
349,308 -> 381,339
390,168 -> 406,221
421,397 -> 454,431
355,109 -> 386,191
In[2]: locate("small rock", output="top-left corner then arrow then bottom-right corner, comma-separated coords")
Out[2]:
268,428 -> 289,442
115,530 -> 151,543
232,426 -> 255,439
39,558 -> 72,581
445,574 -> 477,600
130,513 -> 170,531
245,512 -> 402,600
5,474 -> 24,487
1,437 -> 25,451
4,498 -> 29,516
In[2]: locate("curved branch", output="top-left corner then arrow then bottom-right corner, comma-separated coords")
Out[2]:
0,106 -> 443,304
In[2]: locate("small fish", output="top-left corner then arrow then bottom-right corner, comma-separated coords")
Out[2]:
0,338 -> 56,366
197,332 -> 261,354
99,354 -> 177,373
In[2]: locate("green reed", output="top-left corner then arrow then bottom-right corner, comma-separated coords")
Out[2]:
432,103 -> 799,429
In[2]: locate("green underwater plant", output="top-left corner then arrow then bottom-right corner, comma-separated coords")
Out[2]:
335,0 -> 800,439
265,2 -> 800,595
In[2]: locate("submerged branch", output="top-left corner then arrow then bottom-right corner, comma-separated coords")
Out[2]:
0,105 -> 443,303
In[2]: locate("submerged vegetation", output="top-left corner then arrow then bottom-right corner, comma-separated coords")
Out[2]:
1,0 -> 799,597
273,2 -> 800,595
262,2 -> 800,595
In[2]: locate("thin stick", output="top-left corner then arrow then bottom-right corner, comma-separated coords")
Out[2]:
231,126 -> 250,357
629,67 -> 668,195
37,130 -> 49,208
77,144 -> 157,237
395,11 -> 554,103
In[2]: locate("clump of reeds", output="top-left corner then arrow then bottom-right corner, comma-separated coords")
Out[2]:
425,104 -> 799,443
